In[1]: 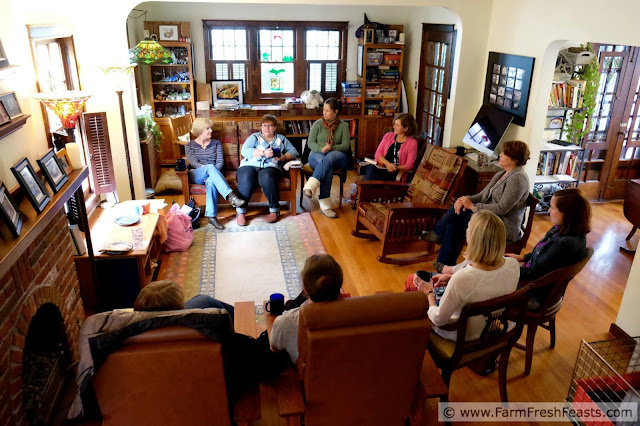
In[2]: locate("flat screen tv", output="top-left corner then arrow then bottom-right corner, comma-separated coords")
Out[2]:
462,104 -> 513,158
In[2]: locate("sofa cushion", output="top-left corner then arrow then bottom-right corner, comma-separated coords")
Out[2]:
212,121 -> 240,171
405,145 -> 464,205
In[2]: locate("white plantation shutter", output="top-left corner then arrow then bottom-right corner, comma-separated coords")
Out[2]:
308,63 -> 322,92
325,63 -> 338,92
81,112 -> 116,195
215,63 -> 229,80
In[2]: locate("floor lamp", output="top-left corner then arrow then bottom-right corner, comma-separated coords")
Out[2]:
100,65 -> 138,200
33,91 -> 92,169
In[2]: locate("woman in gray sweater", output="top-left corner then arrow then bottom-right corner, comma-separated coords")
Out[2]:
422,140 -> 530,267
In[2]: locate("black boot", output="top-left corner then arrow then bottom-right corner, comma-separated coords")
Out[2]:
226,191 -> 246,208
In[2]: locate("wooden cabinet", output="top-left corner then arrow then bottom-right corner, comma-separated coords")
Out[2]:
359,116 -> 393,158
148,41 -> 196,165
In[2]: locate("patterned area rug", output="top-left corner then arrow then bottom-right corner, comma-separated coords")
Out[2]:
163,212 -> 325,309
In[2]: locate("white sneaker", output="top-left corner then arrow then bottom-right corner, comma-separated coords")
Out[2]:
319,198 -> 337,218
321,209 -> 337,219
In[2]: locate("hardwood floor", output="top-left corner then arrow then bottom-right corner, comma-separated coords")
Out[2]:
156,171 -> 637,425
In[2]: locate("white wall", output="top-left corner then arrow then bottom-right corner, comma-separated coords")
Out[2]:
486,0 -> 640,336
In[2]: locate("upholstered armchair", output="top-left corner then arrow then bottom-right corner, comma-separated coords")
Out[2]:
352,145 -> 467,265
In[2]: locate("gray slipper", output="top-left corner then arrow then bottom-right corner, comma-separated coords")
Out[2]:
321,209 -> 337,219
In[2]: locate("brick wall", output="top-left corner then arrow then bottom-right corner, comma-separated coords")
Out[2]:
0,209 -> 84,426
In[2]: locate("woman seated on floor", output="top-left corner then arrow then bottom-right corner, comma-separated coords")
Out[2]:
436,188 -> 591,309
185,117 -> 245,230
363,113 -> 418,182
411,210 -> 520,341
421,140 -> 531,270
235,114 -> 298,226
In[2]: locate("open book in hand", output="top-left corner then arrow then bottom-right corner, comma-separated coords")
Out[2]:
363,157 -> 386,169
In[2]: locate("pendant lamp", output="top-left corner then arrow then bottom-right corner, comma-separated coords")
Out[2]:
130,31 -> 174,65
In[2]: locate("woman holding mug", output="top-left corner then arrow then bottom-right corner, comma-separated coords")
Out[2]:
235,114 -> 298,226
302,98 -> 351,218
363,113 -> 418,182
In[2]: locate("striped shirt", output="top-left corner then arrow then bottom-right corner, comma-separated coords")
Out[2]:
185,139 -> 224,170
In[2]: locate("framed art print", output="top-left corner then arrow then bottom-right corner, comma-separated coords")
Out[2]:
10,158 -> 50,213
0,182 -> 22,238
158,25 -> 179,41
0,100 -> 9,125
0,91 -> 23,119
211,80 -> 243,106
37,149 -> 68,193
56,148 -> 73,174
483,52 -> 535,126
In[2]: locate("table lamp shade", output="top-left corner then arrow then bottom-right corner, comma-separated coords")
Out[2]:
130,37 -> 174,65
33,91 -> 92,129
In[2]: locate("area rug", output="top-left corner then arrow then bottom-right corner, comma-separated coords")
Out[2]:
163,212 -> 325,308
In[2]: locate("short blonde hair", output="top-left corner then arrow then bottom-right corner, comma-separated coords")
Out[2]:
190,117 -> 213,138
134,280 -> 185,311
464,210 -> 506,266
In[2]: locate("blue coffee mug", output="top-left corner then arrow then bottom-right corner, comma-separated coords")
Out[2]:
266,292 -> 285,316
273,147 -> 281,158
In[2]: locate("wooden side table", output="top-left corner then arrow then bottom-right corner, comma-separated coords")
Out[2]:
75,211 -> 161,311
459,157 -> 502,196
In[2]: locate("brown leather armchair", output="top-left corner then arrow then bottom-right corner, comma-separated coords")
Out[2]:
91,304 -> 260,426
271,292 -> 447,426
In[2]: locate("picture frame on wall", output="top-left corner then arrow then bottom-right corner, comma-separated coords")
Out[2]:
211,80 -> 243,106
158,25 -> 179,41
0,100 -> 10,125
0,92 -> 23,119
10,158 -> 50,214
0,182 -> 22,238
482,52 -> 535,126
56,148 -> 73,174
37,149 -> 68,193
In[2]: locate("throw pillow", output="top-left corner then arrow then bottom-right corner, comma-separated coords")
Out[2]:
176,133 -> 191,145
155,169 -> 183,194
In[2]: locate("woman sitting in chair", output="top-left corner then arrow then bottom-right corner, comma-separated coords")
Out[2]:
302,98 -> 351,218
422,140 -> 530,269
235,114 -> 298,226
363,113 -> 418,182
414,210 -> 520,341
185,118 -> 245,230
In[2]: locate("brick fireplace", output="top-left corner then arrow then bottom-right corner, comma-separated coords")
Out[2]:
0,208 -> 85,425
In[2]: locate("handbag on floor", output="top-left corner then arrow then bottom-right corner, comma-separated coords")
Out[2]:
164,203 -> 194,252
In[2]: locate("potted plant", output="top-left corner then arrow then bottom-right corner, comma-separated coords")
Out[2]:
564,43 -> 599,146
136,106 -> 164,152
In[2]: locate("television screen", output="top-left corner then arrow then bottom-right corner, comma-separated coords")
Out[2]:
462,105 -> 513,157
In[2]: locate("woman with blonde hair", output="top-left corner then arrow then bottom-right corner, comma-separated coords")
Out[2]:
185,117 -> 245,229
415,210 -> 520,341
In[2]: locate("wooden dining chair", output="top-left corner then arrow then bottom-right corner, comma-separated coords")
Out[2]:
505,193 -> 538,255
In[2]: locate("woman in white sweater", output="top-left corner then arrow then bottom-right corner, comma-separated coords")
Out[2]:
416,210 -> 520,341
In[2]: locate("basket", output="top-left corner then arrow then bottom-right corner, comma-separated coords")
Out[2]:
559,49 -> 596,66
567,337 -> 640,425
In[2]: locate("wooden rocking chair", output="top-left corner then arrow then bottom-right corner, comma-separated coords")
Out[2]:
352,145 -> 467,265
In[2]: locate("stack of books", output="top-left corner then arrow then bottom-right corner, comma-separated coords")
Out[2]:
341,81 -> 362,104
549,80 -> 586,108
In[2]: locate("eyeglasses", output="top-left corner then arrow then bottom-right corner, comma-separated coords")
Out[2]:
261,124 -> 276,128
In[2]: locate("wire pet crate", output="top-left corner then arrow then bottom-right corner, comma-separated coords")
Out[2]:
567,337 -> 640,425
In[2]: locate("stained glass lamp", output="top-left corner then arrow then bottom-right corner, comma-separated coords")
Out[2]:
130,32 -> 174,65
33,91 -> 92,143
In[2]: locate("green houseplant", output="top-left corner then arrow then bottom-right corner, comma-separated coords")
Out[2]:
136,106 -> 164,152
564,43 -> 599,145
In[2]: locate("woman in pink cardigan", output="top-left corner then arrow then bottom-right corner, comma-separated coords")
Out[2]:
363,113 -> 418,182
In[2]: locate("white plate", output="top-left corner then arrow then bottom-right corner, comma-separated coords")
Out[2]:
114,215 -> 140,226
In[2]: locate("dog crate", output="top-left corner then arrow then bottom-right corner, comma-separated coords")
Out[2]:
567,337 -> 640,425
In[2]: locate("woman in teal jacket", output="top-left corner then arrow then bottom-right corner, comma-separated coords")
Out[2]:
302,98 -> 350,218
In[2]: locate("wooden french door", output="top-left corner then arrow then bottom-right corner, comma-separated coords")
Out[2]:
416,24 -> 454,146
581,45 -> 640,199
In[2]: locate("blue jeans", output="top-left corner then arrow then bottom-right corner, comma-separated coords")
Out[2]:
434,205 -> 473,265
235,166 -> 282,214
189,164 -> 233,218
185,294 -> 235,321
309,151 -> 347,199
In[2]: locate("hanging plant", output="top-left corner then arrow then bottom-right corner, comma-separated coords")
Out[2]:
565,43 -> 599,145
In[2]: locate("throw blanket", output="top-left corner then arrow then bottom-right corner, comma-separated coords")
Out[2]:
68,308 -> 231,419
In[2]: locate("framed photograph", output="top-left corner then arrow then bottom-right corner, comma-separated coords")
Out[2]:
10,158 -> 50,214
0,39 -> 8,68
0,182 -> 21,238
211,80 -> 243,106
0,92 -> 23,119
56,148 -> 73,174
37,149 -> 68,193
0,100 -> 9,125
158,25 -> 179,41
483,51 -> 535,126
388,30 -> 398,43
364,28 -> 374,44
